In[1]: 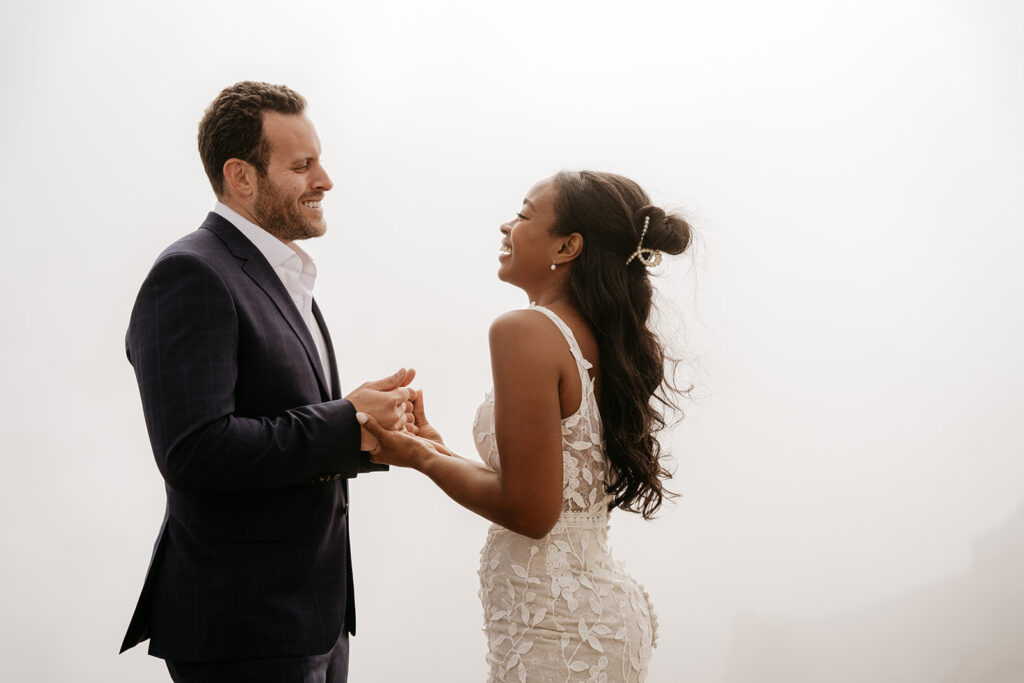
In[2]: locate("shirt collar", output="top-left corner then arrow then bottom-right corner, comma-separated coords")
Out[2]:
213,201 -> 316,275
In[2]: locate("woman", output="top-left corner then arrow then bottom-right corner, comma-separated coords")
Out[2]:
358,170 -> 692,682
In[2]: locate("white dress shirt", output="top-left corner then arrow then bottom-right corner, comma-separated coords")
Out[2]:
213,202 -> 333,396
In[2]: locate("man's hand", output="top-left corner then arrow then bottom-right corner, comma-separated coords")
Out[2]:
345,368 -> 416,451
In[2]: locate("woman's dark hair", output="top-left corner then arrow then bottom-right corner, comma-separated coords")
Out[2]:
551,170 -> 692,519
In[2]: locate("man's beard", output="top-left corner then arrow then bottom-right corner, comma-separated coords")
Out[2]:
252,176 -> 325,242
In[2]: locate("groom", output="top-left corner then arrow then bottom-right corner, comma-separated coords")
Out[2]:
119,81 -> 410,682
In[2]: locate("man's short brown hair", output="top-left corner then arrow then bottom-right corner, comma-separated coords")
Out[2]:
198,81 -> 307,197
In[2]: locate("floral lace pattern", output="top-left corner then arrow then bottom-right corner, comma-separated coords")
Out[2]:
474,306 -> 657,682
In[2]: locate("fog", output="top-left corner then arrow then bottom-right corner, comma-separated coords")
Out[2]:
1,1 -> 1022,681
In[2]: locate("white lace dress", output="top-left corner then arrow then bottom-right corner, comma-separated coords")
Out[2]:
474,305 -> 658,683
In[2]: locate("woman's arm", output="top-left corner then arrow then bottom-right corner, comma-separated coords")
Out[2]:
359,310 -> 566,539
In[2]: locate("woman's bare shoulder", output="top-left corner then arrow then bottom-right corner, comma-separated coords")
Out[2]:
488,309 -> 565,365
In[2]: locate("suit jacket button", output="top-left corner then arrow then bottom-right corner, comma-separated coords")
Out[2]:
333,473 -> 342,480
319,476 -> 327,482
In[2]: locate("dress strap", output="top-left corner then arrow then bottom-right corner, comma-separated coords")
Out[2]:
528,305 -> 594,388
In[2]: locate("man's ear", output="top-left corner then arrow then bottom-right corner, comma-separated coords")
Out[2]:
557,233 -> 584,263
222,158 -> 257,199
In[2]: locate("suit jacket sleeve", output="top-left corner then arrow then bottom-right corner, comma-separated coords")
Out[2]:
127,251 -> 363,492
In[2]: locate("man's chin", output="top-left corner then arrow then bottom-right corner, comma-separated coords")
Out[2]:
286,220 -> 326,241
303,222 -> 327,239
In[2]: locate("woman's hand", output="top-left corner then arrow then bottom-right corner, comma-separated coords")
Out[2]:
357,410 -> 450,470
407,389 -> 445,444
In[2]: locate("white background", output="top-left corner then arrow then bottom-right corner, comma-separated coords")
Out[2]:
1,1 -> 1022,681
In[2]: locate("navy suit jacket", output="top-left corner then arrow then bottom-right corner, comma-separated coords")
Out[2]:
120,212 -> 382,661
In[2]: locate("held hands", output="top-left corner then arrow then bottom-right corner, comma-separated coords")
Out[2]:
345,368 -> 416,451
356,389 -> 449,469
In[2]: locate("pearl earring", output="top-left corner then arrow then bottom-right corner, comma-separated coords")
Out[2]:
550,262 -> 557,271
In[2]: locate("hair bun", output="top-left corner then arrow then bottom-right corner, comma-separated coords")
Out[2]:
633,206 -> 691,257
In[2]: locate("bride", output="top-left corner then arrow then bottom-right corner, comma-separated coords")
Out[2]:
358,170 -> 692,682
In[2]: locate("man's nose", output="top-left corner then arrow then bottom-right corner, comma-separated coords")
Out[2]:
314,165 -> 333,192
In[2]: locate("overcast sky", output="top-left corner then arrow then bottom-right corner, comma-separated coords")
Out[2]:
1,1 -> 1022,681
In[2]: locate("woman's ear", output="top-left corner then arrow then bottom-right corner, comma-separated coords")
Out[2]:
557,233 -> 584,263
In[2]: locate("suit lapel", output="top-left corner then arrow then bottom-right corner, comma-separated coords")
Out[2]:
312,299 -> 341,400
200,213 -> 331,399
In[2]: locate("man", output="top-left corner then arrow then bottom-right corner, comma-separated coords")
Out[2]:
120,81 -> 409,682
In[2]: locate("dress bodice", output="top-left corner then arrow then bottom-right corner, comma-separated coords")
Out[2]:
472,305 -> 612,516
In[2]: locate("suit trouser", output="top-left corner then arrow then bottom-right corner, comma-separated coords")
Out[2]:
165,629 -> 349,683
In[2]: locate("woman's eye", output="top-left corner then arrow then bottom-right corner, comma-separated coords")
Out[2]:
516,212 -> 527,220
